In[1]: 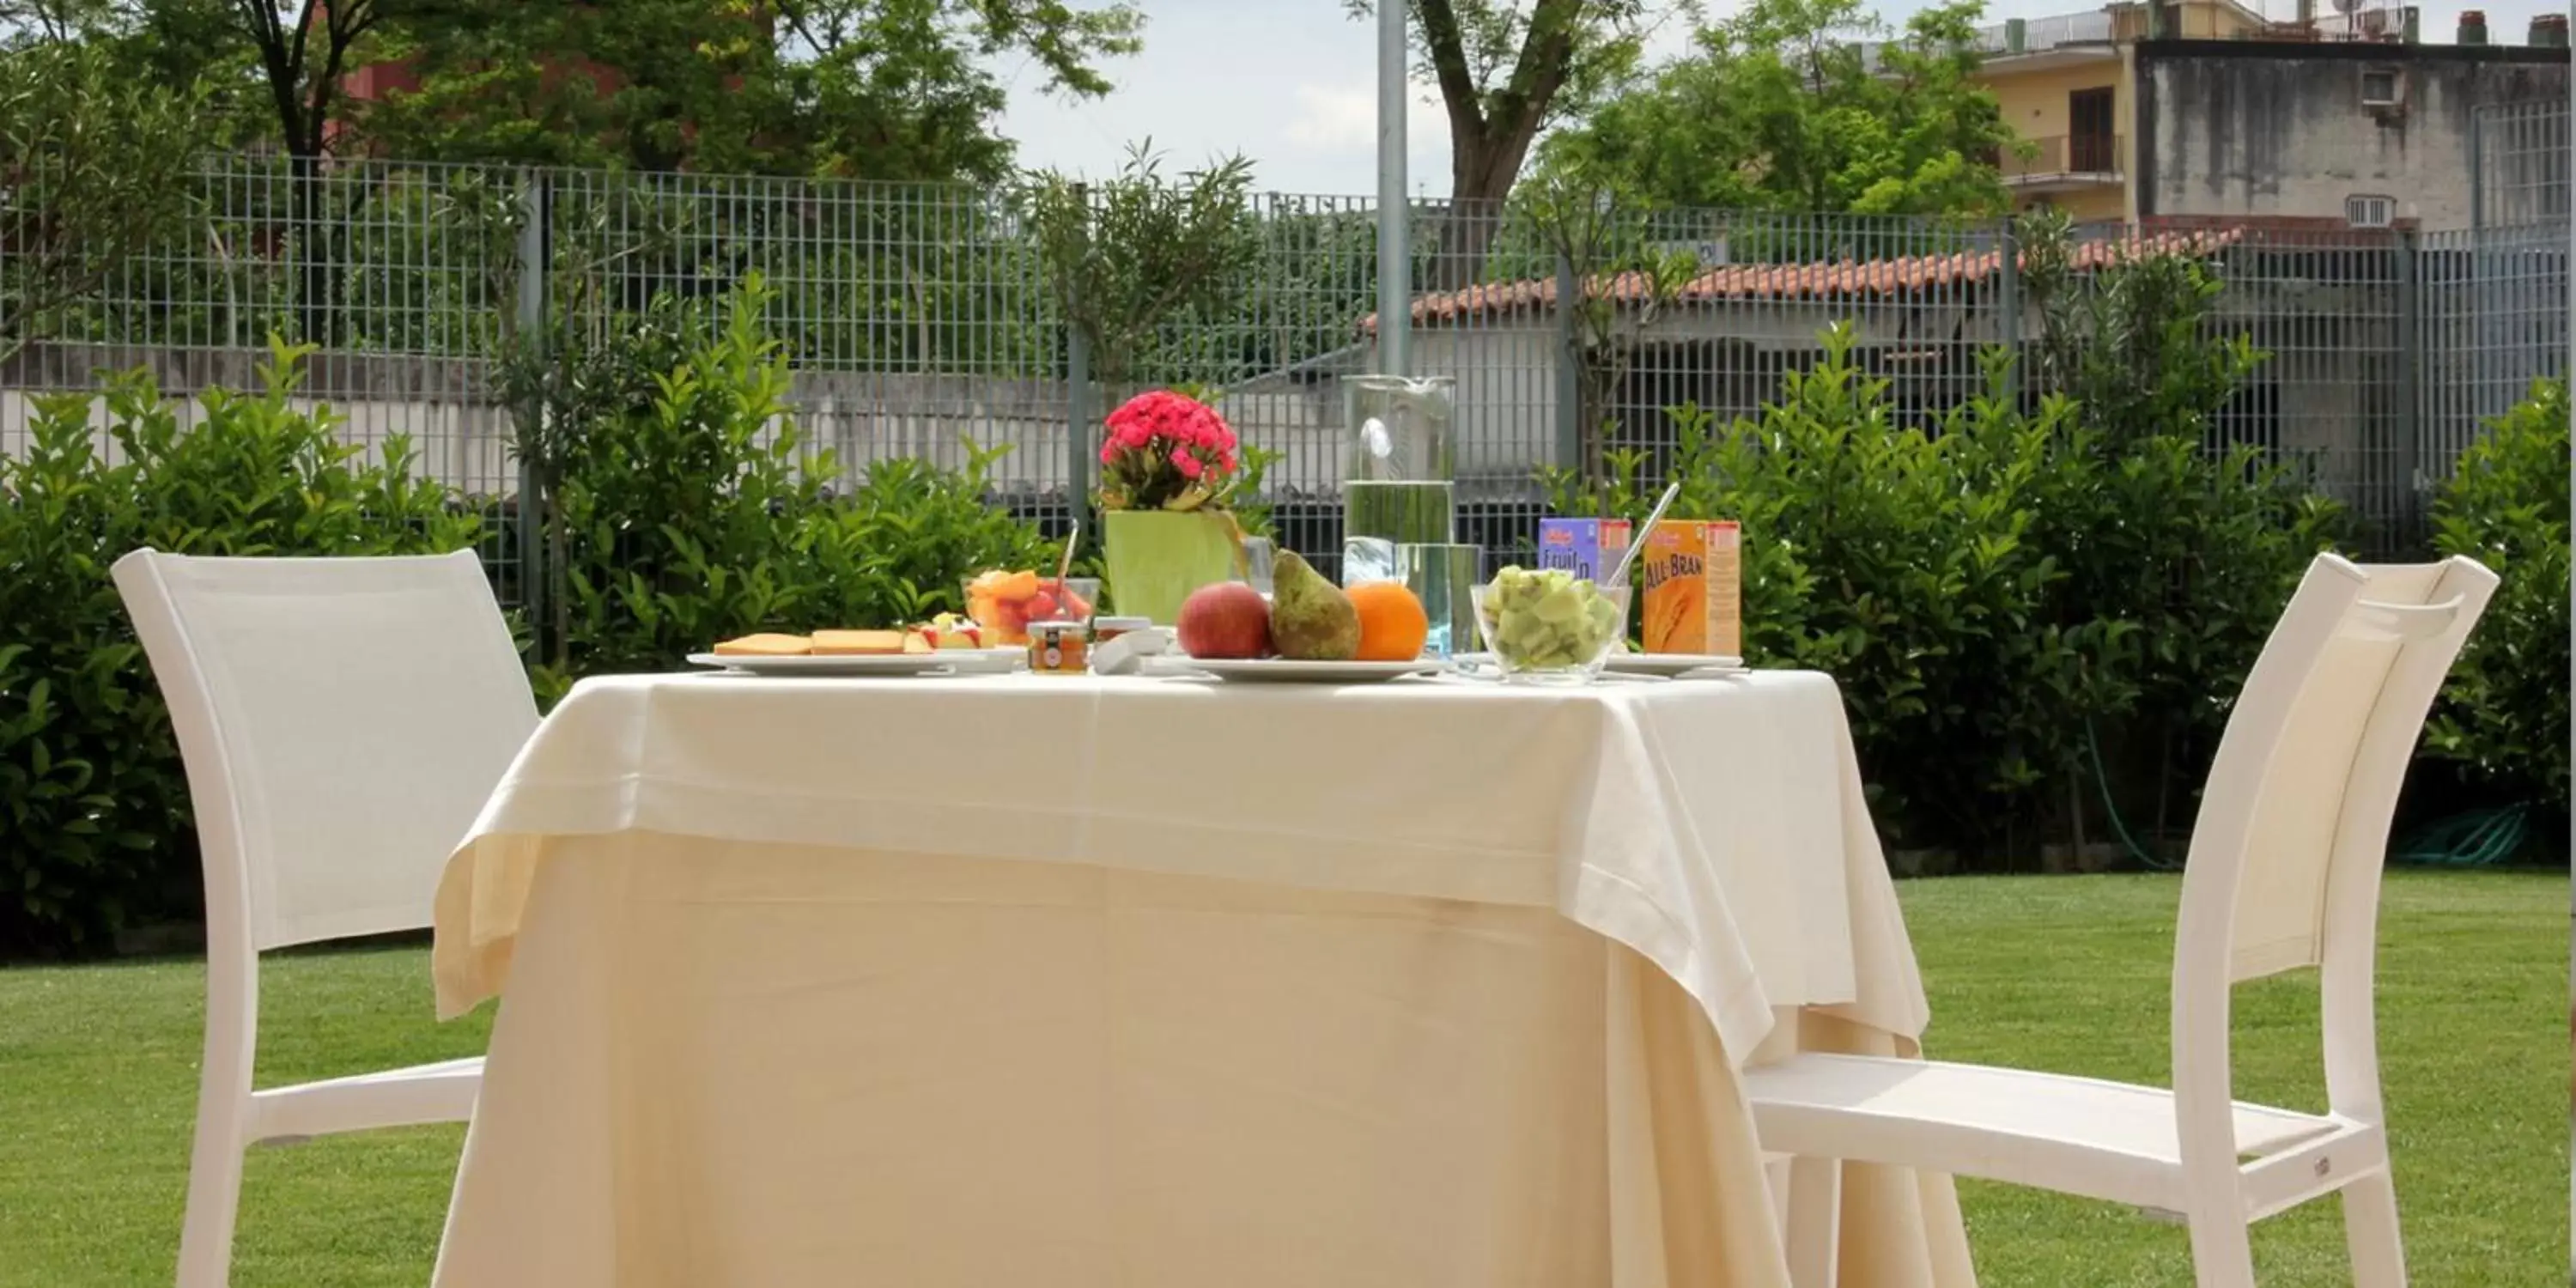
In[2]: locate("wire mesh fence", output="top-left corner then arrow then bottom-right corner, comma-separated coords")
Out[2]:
3,149 -> 2567,597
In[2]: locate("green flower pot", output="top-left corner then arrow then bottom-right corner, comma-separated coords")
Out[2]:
1103,509 -> 1238,625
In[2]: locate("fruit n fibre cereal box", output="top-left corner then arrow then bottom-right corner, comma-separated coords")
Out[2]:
1536,518 -> 1632,581
1639,520 -> 1741,656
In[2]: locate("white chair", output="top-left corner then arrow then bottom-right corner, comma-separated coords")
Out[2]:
1745,553 -> 2497,1288
112,549 -> 540,1288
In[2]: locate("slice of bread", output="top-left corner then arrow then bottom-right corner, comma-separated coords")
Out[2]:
713,633 -> 811,657
811,629 -> 909,656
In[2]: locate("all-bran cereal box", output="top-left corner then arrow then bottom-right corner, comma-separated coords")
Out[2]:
1640,520 -> 1742,656
1536,518 -> 1632,581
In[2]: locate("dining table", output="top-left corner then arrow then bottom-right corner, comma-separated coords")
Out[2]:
428,665 -> 1978,1288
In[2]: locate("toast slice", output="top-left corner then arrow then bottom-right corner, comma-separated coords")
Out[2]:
811,629 -> 909,656
713,633 -> 811,657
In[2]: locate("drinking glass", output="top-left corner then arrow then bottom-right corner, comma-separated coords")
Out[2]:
1236,536 -> 1276,600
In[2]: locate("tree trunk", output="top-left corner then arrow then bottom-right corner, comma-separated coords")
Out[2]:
1426,115 -> 1543,292
290,150 -> 332,346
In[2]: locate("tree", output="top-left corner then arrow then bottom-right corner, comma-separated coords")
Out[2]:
1343,0 -> 1688,290
0,40 -> 207,360
191,0 -> 386,161
1535,0 -> 2014,218
1512,155 -> 1696,494
356,0 -> 1143,181
1025,143 -> 1259,390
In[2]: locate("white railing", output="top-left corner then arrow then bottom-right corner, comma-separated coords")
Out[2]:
1978,9 -> 2116,54
1859,9 -> 2114,71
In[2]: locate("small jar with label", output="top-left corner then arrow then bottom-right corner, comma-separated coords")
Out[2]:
1027,619 -> 1090,675
1091,615 -> 1151,647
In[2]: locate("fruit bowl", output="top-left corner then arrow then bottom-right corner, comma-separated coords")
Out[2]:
1473,569 -> 1630,684
963,571 -> 1100,646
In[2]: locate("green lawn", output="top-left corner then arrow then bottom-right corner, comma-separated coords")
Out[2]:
0,870 -> 2562,1286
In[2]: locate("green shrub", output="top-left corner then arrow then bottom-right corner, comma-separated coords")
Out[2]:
1612,333 -> 2088,848
1550,316 -> 2343,862
2425,377 -> 2570,818
0,343 -> 481,954
532,280 -> 1060,694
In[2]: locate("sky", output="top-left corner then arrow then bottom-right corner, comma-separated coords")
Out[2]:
993,0 -> 2571,197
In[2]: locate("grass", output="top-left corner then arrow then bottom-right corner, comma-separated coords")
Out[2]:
0,870 -> 2561,1286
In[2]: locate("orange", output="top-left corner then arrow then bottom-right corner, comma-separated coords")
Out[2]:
1348,581 -> 1431,661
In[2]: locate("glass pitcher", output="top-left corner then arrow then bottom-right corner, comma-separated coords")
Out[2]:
1344,374 -> 1456,484
1342,375 -> 1457,549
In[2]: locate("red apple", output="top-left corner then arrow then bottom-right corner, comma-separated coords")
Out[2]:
1176,583 -> 1273,659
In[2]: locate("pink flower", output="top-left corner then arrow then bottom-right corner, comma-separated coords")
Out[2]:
1170,448 -> 1204,479
1116,421 -> 1152,449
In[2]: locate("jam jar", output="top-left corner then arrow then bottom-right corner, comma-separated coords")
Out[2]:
1026,618 -> 1090,675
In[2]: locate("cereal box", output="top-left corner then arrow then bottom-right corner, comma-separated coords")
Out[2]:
1536,518 -> 1633,581
1639,519 -> 1742,657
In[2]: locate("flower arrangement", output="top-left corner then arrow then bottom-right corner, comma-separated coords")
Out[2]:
1097,389 -> 1242,513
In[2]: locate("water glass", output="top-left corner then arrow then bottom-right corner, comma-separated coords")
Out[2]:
1236,536 -> 1276,599
1395,543 -> 1483,659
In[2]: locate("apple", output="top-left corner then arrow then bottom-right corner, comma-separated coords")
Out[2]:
1176,582 -> 1273,659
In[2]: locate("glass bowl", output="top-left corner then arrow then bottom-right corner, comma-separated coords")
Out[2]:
962,572 -> 1101,647
1472,574 -> 1630,684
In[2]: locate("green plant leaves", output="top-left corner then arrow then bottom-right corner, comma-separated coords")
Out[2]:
531,280 -> 1062,681
2425,377 -> 2570,817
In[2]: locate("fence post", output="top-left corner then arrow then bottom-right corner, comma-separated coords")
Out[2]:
1554,251 -> 1582,479
514,170 -> 548,644
1064,184 -> 1093,540
2392,225 -> 2422,545
1996,216 -> 2022,405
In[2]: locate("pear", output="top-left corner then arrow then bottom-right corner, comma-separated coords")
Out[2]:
1268,550 -> 1362,661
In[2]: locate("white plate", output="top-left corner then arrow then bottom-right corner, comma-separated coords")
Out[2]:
1605,652 -> 1745,677
1145,656 -> 1447,684
688,649 -> 1022,677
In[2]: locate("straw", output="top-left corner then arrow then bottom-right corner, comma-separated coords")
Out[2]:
1056,521 -> 1079,589
1604,482 -> 1681,590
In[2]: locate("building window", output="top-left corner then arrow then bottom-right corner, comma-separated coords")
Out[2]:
2360,68 -> 2401,108
2346,194 -> 2397,228
2068,87 -> 2117,172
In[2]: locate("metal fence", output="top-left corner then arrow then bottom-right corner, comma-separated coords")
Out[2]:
3,148 -> 2567,593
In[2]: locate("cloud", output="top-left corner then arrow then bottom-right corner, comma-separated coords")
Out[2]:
1283,84 -> 1380,154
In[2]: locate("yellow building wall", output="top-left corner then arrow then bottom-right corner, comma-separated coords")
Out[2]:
1988,60 -> 2126,147
1983,58 -> 2131,222
1968,1 -> 2267,222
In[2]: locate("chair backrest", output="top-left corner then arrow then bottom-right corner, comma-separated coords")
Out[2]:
114,550 -> 540,952
2169,553 -> 2494,1164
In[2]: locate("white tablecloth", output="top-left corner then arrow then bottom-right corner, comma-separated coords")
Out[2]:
430,670 -> 1975,1288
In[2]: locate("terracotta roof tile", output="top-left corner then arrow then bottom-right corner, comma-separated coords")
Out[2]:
1358,228 -> 2245,334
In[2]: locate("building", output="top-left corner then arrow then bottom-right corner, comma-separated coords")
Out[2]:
1936,0 -> 2567,227
2137,31 -> 2570,227
1898,0 -> 2272,222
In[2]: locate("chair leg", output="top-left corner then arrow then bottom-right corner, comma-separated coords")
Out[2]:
1764,1155 -> 1795,1247
2184,1212 -> 2257,1288
2342,1170 -> 2408,1288
1783,1157 -> 1842,1288
174,1115 -> 248,1288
